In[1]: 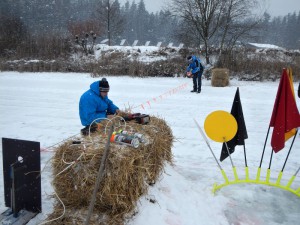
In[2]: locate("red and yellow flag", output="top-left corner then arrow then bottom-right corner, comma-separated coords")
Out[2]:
269,68 -> 300,153
285,68 -> 297,141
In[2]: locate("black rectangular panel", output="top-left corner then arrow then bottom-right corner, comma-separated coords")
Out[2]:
2,138 -> 41,214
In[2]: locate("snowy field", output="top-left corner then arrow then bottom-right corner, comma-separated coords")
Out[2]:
0,72 -> 300,225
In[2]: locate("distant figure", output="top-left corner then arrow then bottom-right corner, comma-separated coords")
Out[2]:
79,78 -> 119,134
298,82 -> 300,98
186,55 -> 204,93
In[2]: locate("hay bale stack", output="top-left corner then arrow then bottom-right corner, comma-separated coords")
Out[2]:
47,116 -> 173,225
211,68 -> 229,87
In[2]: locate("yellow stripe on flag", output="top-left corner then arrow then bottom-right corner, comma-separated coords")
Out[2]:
285,68 -> 297,142
288,68 -> 295,97
285,129 -> 296,141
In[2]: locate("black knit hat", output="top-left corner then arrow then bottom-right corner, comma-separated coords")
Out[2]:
99,78 -> 110,92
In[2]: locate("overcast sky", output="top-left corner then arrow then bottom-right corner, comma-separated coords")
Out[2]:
120,0 -> 300,17
265,0 -> 300,16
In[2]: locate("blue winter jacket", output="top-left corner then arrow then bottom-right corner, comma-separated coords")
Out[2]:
186,55 -> 203,75
79,81 -> 119,126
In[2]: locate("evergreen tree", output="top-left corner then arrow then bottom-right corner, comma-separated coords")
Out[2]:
136,0 -> 148,43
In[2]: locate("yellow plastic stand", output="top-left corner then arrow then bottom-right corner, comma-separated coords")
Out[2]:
212,167 -> 300,197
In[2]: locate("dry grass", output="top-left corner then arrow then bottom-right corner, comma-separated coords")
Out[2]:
47,116 -> 173,225
211,68 -> 229,87
2,47 -> 299,81
217,49 -> 300,81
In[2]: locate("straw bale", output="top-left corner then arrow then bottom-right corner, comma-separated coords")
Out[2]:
47,116 -> 173,225
211,68 -> 229,87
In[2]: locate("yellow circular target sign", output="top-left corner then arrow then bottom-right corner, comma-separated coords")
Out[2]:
204,110 -> 237,143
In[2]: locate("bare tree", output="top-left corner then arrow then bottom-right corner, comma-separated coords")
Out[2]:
217,0 -> 260,54
170,0 -> 262,64
170,0 -> 225,64
75,31 -> 97,55
97,0 -> 125,46
69,20 -> 100,55
0,15 -> 28,57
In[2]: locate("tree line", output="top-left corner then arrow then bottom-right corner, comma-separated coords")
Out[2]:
258,11 -> 300,49
0,0 -> 299,60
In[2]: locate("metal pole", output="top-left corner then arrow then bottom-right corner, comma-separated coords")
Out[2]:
224,141 -> 239,180
268,149 -> 274,170
224,140 -> 235,168
281,129 -> 298,172
243,145 -> 248,167
259,126 -> 271,168
294,166 -> 300,177
193,119 -> 223,171
85,124 -> 114,225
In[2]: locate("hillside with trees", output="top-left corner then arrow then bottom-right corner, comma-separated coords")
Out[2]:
0,0 -> 299,79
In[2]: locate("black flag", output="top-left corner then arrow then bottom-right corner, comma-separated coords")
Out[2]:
220,87 -> 248,161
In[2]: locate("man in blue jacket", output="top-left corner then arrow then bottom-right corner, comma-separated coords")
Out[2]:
186,55 -> 204,93
79,78 -> 119,132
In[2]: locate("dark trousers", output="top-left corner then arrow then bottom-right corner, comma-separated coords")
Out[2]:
81,123 -> 97,135
192,71 -> 202,91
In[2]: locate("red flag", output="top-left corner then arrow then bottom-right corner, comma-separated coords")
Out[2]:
270,69 -> 300,153
285,68 -> 297,141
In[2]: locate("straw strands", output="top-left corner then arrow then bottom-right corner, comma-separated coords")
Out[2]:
211,68 -> 230,87
47,116 -> 173,225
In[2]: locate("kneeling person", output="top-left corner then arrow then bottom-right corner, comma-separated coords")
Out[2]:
79,78 -> 119,134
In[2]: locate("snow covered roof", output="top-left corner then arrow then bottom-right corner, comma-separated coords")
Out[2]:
247,42 -> 285,50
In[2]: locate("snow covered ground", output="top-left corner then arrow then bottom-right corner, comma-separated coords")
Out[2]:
0,72 -> 300,225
